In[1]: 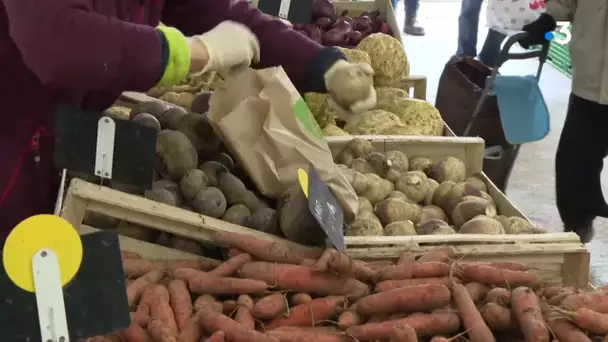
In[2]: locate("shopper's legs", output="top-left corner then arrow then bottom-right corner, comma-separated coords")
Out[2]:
555,94 -> 608,243
456,0 -> 483,57
404,0 -> 425,36
478,29 -> 506,66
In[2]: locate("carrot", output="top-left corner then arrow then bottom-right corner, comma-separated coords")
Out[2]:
222,300 -> 239,316
120,322 -> 151,341
464,282 -> 490,303
177,315 -> 203,342
375,277 -> 459,292
209,253 -> 252,277
367,261 -> 393,271
338,305 -> 363,329
122,251 -> 141,259
452,283 -> 495,342
548,291 -> 574,305
124,259 -> 163,278
390,312 -> 409,320
375,262 -> 451,282
291,293 -> 313,305
397,252 -> 416,265
556,307 -> 608,335
417,247 -> 455,263
148,319 -> 177,342
461,264 -> 541,288
175,268 -> 268,294
266,328 -> 346,342
539,302 -> 590,342
126,269 -> 164,305
239,262 -> 370,300
346,311 -> 460,340
252,292 -> 287,319
352,260 -> 377,283
197,303 -> 276,342
266,296 -> 346,329
168,279 -> 192,332
164,259 -> 221,272
389,324 -> 418,342
539,285 -> 565,299
205,330 -> 226,342
211,231 -> 323,264
357,284 -> 451,316
485,287 -> 512,307
480,302 -> 518,331
368,313 -> 390,323
561,290 -> 608,313
229,248 -> 244,258
511,286 -> 549,342
147,285 -> 178,336
234,295 -> 255,330
311,249 -> 334,272
169,268 -> 201,281
430,337 -> 450,342
134,286 -> 156,327
194,295 -> 222,313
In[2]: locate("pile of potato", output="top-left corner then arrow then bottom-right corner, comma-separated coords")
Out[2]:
144,71 -> 224,111
336,138 -> 545,236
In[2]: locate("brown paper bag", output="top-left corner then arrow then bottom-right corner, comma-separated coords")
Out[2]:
208,67 -> 358,221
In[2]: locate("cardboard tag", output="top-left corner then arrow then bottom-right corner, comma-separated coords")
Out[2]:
53,105 -> 156,189
256,0 -> 312,24
300,166 -> 345,252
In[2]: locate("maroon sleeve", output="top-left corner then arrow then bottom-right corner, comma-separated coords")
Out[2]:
3,0 -> 165,92
162,0 -> 324,90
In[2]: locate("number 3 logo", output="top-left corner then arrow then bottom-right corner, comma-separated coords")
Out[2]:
553,21 -> 572,45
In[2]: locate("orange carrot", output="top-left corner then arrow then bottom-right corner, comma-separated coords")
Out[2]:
266,296 -> 346,329
511,286 -> 549,342
131,310 -> 150,328
326,249 -> 355,276
539,302 -> 590,342
197,303 -> 276,342
168,279 -> 192,332
123,259 -> 161,278
558,307 -> 608,335
357,284 -> 451,316
430,337 -> 450,342
194,295 -> 222,313
561,290 -> 608,313
417,247 -> 455,263
239,262 -> 370,300
122,251 -> 141,259
338,305 -> 363,329
211,231 -> 323,264
389,324 -> 418,342
126,269 -> 164,305
266,328 -> 346,342
174,268 -> 268,294
205,330 -> 226,342
485,287 -> 512,306
346,311 -> 460,340
367,261 -> 393,271
480,302 -> 517,331
234,295 -> 255,330
464,282 -> 490,303
397,252 -> 416,265
548,291 -> 575,305
209,253 -> 252,277
352,260 -> 377,283
375,277 -> 459,292
252,292 -> 287,319
375,262 -> 451,282
177,315 -> 203,342
461,264 -> 541,288
229,248 -> 244,258
164,259 -> 221,272
148,319 -> 177,342
149,285 -> 178,336
452,283 -> 495,342
291,293 -> 313,305
120,322 -> 151,341
222,300 -> 239,316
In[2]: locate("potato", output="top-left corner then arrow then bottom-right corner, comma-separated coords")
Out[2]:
459,216 -> 504,234
152,179 -> 180,193
350,158 -> 374,174
156,130 -> 198,181
129,101 -> 170,120
431,181 -> 457,208
425,178 -> 439,205
345,218 -> 384,236
374,198 -> 422,225
180,169 -> 208,201
241,190 -> 269,212
417,219 -> 450,235
384,168 -> 403,183
365,152 -> 390,177
161,91 -> 195,107
395,171 -> 429,203
170,236 -> 203,255
358,196 -> 374,213
480,191 -> 495,206
279,185 -> 326,245
409,157 -> 433,173
132,113 -> 162,132
421,205 -> 447,224
361,173 -> 394,204
357,211 -> 381,224
212,152 -> 235,171
190,91 -> 213,114
384,221 -> 416,236
144,187 -> 181,206
220,204 -> 251,226
386,150 -> 409,172
160,107 -> 188,130
248,208 -> 279,235
116,221 -> 156,242
466,173 -> 488,193
502,216 -> 535,234
441,182 -> 483,216
388,191 -> 409,202
428,157 -> 466,183
452,197 -> 497,228
218,172 -> 247,205
104,106 -> 131,120
192,187 -> 227,218
199,161 -> 229,187
433,226 -> 456,234
177,113 -> 221,157
350,171 -> 369,195
336,138 -> 374,166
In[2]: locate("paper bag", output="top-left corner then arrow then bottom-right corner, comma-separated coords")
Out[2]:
487,0 -> 546,35
208,67 -> 358,221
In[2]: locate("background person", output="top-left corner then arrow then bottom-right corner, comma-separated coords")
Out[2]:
456,0 -> 505,65
392,0 -> 425,36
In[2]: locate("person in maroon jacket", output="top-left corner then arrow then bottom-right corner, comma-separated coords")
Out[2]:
0,0 -> 376,241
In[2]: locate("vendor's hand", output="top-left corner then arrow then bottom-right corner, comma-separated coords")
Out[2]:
520,13 -> 557,49
324,60 -> 376,120
190,21 -> 260,74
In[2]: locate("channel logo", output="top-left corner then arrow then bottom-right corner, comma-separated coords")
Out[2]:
545,21 -> 572,45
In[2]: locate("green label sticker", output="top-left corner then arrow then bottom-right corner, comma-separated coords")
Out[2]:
294,98 -> 324,139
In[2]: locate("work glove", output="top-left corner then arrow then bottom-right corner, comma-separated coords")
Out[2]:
519,13 -> 557,49
190,21 -> 261,74
324,60 -> 377,120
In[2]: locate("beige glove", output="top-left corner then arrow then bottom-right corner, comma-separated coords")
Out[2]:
190,21 -> 261,74
324,60 -> 376,121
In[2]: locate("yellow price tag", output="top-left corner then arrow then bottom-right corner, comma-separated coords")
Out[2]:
297,168 -> 309,198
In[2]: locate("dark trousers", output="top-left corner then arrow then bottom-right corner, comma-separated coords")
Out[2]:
392,0 -> 419,21
556,93 -> 608,227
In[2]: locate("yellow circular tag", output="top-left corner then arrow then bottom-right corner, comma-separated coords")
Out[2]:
298,168 -> 310,198
3,214 -> 83,292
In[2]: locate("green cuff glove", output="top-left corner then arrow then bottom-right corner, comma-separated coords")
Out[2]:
156,26 -> 191,87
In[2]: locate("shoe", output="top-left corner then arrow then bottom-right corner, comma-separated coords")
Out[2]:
564,219 -> 594,243
404,19 -> 425,36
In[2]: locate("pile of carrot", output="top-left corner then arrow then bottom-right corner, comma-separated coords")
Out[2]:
87,231 -> 607,342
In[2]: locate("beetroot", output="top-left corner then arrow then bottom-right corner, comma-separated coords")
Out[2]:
322,28 -> 346,45
312,0 -> 336,19
316,17 -> 332,30
378,22 -> 393,35
333,18 -> 352,33
340,10 -> 354,25
347,30 -> 363,45
310,26 -> 323,43
354,15 -> 373,32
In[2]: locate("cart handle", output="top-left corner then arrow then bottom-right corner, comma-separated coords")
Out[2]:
495,32 -> 551,67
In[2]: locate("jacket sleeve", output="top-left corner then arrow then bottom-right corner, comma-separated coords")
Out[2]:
3,0 -> 165,92
162,0 -> 344,92
546,0 -> 577,21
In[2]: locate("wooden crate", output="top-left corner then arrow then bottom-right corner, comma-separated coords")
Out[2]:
61,135 -> 589,287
